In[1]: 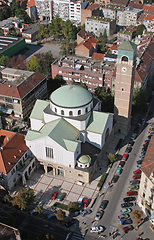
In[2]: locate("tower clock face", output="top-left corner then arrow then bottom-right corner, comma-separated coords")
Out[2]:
122,67 -> 127,72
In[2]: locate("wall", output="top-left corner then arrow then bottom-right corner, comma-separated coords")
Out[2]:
0,38 -> 26,58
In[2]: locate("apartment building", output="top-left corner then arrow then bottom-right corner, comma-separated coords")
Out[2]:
35,0 -> 53,21
124,7 -> 143,26
0,68 -> 47,119
0,129 -> 36,192
81,2 -> 100,26
85,16 -> 116,37
52,55 -> 105,92
142,14 -> 154,32
101,4 -> 125,20
53,0 -> 70,20
138,136 -> 154,227
69,0 -> 82,23
75,34 -> 97,57
117,25 -> 137,44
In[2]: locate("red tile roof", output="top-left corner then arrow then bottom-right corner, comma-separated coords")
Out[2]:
129,2 -> 144,9
141,136 -> 154,178
86,3 -> 99,10
92,52 -> 104,60
75,35 -> 97,50
0,72 -> 46,99
77,29 -> 92,40
110,44 -> 119,51
111,0 -> 129,6
143,4 -> 154,13
0,130 -> 28,174
143,14 -> 154,22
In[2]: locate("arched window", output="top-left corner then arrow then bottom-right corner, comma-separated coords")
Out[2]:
85,107 -> 88,113
61,110 -> 64,115
55,108 -> 57,113
78,110 -> 81,115
122,56 -> 128,62
69,111 -> 73,116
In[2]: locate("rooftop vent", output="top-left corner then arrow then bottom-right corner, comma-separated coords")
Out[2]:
19,149 -> 22,152
8,162 -> 11,165
14,155 -> 16,158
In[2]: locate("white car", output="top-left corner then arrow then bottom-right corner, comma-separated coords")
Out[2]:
90,226 -> 104,233
131,133 -> 137,140
78,197 -> 83,207
95,210 -> 104,221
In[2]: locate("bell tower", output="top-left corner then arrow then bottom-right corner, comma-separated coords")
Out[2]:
114,41 -> 137,135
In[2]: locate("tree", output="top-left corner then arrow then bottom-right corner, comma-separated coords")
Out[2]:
107,153 -> 117,166
132,87 -> 148,113
132,210 -> 143,227
36,51 -> 54,75
35,205 -> 43,214
136,24 -> 146,36
12,187 -> 35,210
10,2 -> 31,24
4,194 -> 12,203
56,209 -> 65,221
26,56 -> 39,72
97,29 -> 108,53
0,55 -> 9,66
68,202 -> 79,212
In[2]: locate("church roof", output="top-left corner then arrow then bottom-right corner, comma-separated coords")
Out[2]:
86,111 -> 111,134
30,99 -> 50,120
50,85 -> 93,108
26,118 -> 80,152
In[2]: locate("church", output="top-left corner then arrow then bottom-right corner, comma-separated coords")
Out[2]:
25,40 -> 137,183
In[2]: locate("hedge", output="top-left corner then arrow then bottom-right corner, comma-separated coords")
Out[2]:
54,202 -> 68,211
97,173 -> 107,188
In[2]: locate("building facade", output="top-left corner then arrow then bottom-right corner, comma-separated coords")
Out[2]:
0,68 -> 47,119
69,0 -> 82,23
0,129 -> 36,192
35,0 -> 53,21
25,85 -> 113,183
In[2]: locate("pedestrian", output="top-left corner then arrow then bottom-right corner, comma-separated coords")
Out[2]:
135,202 -> 137,206
108,182 -> 110,186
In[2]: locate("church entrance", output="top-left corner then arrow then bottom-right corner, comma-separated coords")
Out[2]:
47,166 -> 53,173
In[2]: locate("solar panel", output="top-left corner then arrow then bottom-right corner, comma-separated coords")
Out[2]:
0,36 -> 18,41
0,43 -> 8,46
0,40 -> 13,43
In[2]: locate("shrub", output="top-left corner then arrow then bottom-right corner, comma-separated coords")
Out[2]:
54,202 -> 68,211
97,173 -> 107,188
56,209 -> 65,221
68,202 -> 79,212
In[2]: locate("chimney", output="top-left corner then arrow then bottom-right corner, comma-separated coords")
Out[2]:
14,155 -> 16,158
8,162 -> 11,165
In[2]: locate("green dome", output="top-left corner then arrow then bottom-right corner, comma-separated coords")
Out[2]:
78,155 -> 91,164
50,85 -> 92,108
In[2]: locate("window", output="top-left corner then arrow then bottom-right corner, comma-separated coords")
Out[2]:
143,192 -> 145,198
69,111 -> 73,116
85,107 -> 88,113
78,110 -> 81,115
122,56 -> 128,62
25,153 -> 27,158
55,108 -> 57,113
46,147 -> 53,158
85,165 -> 87,167
122,88 -> 124,91
11,168 -> 15,175
69,165 -> 71,167
61,110 -> 64,115
78,174 -> 83,177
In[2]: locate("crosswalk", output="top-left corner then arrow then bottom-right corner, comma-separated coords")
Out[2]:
71,232 -> 84,240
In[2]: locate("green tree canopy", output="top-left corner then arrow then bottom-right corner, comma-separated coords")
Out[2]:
11,187 -> 35,210
97,29 -> 108,53
10,2 -> 31,24
35,205 -> 43,214
0,55 -> 9,66
26,56 -> 39,72
132,210 -> 143,225
56,209 -> 65,221
136,24 -> 146,36
68,202 -> 79,212
36,51 -> 54,75
132,87 -> 148,113
94,86 -> 114,112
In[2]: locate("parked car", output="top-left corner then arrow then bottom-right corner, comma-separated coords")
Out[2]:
133,174 -> 141,180
122,153 -> 128,161
121,202 -> 133,208
65,219 -> 76,228
51,191 -> 58,200
123,197 -> 136,202
121,208 -> 132,214
123,225 -> 134,233
47,213 -> 56,220
136,164 -> 142,170
127,191 -> 138,196
95,210 -> 104,221
119,161 -> 125,168
83,198 -> 89,207
90,226 -> 104,233
118,214 -> 130,219
99,200 -> 108,210
111,175 -> 119,183
78,197 -> 83,207
80,209 -> 92,217
133,170 -> 142,175
128,140 -> 134,147
130,180 -> 140,185
137,160 -> 143,165
57,192 -> 66,201
128,185 -> 139,191
138,156 -> 144,160
120,218 -> 132,225
116,167 -> 122,175
125,147 -> 132,154
141,151 -> 146,156
131,133 -> 137,140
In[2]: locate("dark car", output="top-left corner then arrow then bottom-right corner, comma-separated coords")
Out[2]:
121,202 -> 133,208
130,180 -> 140,185
137,160 -> 143,165
128,140 -> 134,147
125,147 -> 132,154
123,225 -> 134,233
120,219 -> 132,225
99,200 -> 108,210
111,175 -> 119,183
65,219 -> 76,228
133,174 -> 141,180
119,161 -> 125,168
123,197 -> 136,202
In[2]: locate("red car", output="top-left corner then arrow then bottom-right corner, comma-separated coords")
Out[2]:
123,225 -> 133,233
133,174 -> 141,179
122,153 -> 128,161
127,191 -> 138,196
133,170 -> 142,175
51,191 -> 58,200
83,198 -> 89,207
